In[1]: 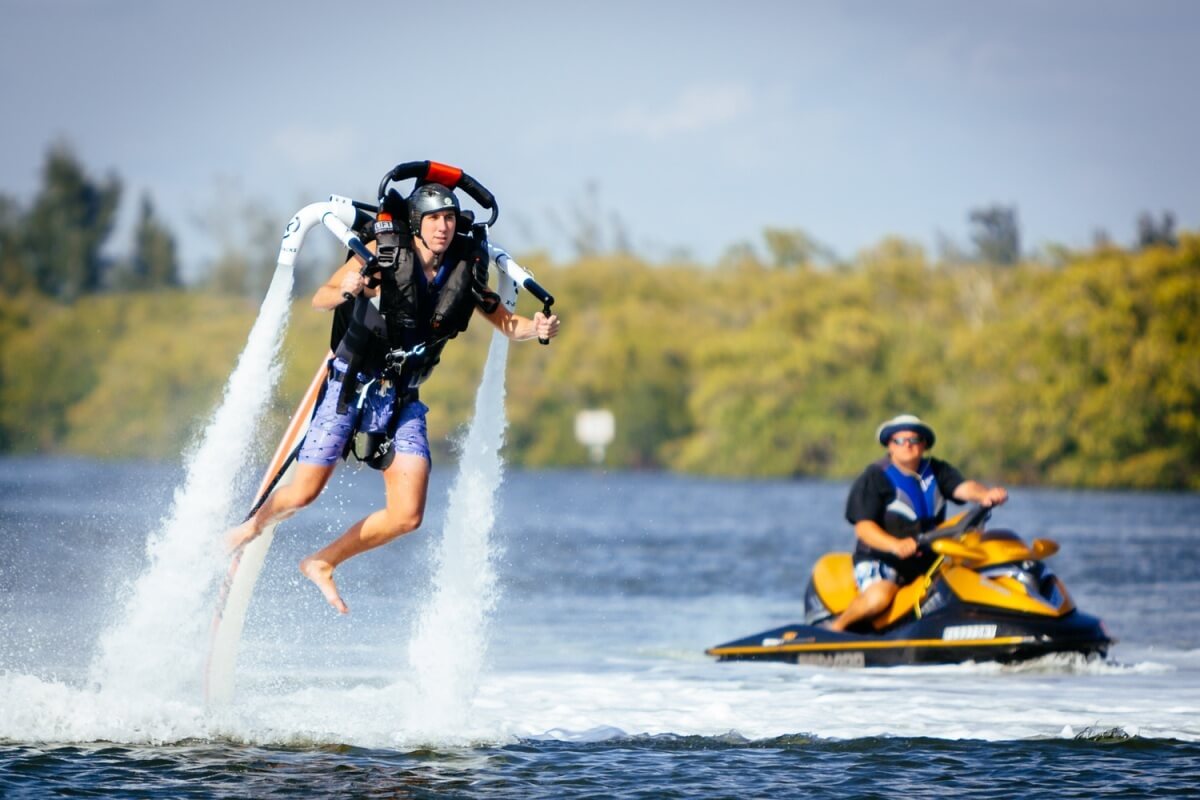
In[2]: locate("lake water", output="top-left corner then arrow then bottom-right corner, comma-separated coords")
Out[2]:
2,456 -> 1198,798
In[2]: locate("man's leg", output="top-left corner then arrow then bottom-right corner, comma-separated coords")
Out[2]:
225,367 -> 357,552
225,462 -> 337,551
300,452 -> 431,614
828,579 -> 899,632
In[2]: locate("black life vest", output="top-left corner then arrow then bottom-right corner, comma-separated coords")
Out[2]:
330,228 -> 486,413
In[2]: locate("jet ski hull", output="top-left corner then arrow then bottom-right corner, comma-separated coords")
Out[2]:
707,609 -> 1111,667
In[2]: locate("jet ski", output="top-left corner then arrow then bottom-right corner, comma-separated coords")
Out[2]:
707,505 -> 1113,667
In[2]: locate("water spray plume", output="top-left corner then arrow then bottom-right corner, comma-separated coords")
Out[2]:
406,330 -> 511,735
89,266 -> 295,701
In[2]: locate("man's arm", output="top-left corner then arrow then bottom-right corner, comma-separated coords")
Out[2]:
952,480 -> 1008,507
313,241 -> 380,311
846,465 -> 919,558
477,303 -> 560,342
854,519 -> 919,558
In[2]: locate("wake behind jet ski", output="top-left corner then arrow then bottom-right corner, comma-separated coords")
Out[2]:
706,505 -> 1113,667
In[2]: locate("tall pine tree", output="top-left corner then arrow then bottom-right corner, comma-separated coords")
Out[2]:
115,193 -> 180,290
25,143 -> 122,301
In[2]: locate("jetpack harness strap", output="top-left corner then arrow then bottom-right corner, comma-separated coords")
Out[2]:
384,341 -> 427,374
346,374 -> 416,471
329,159 -> 506,424
370,192 -> 407,283
375,231 -> 484,369
332,204 -> 493,416
372,160 -> 501,317
333,196 -> 410,415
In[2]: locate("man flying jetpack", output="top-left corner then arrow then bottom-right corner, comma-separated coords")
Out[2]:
206,160 -> 560,704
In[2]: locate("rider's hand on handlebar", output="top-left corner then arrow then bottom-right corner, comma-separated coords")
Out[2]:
981,487 -> 1009,507
533,311 -> 560,341
340,272 -> 365,298
892,538 -> 919,559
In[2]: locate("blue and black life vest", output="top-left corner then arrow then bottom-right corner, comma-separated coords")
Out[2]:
880,457 -> 947,538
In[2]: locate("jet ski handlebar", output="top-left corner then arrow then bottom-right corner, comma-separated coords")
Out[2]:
918,504 -> 991,547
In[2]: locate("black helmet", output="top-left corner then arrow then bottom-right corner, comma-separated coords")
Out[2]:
408,182 -> 460,235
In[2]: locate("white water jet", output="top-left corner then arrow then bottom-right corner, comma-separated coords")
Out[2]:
405,330 -> 511,734
88,265 -> 295,701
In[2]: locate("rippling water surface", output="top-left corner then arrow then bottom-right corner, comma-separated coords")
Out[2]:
2,457 -> 1198,798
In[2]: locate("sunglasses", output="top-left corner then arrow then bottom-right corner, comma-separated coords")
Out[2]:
890,435 -> 925,446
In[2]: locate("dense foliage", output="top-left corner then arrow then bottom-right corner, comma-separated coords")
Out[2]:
1,235 -> 1196,489
2,146 -> 1196,488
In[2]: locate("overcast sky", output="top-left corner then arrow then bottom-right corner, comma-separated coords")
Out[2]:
3,0 -> 1197,275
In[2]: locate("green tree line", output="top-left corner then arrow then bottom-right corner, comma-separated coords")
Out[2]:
1,143 -> 180,299
1,147 -> 1197,489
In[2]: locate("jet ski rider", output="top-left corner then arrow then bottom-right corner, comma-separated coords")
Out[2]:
226,180 -> 560,614
827,414 -> 1008,633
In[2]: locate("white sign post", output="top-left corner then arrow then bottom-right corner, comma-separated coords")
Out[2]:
574,409 -> 615,465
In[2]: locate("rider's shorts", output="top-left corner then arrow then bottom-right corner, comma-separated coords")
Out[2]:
853,559 -> 903,592
297,360 -> 431,466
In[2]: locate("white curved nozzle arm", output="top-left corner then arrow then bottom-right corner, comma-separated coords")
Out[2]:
276,195 -> 364,268
487,244 -> 555,312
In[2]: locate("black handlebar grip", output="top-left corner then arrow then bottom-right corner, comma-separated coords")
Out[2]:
342,238 -> 378,300
537,298 -> 555,346
524,279 -> 555,308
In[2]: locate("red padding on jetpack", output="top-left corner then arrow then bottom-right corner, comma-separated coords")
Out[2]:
426,162 -> 463,188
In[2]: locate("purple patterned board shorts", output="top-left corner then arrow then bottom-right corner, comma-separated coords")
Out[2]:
297,360 -> 431,466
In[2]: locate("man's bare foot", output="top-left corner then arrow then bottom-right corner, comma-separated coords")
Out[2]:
300,556 -> 349,614
224,519 -> 258,552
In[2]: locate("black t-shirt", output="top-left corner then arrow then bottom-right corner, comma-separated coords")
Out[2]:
845,457 -> 966,577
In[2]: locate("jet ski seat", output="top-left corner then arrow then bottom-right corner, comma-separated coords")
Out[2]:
811,552 -> 937,630
811,553 -> 857,615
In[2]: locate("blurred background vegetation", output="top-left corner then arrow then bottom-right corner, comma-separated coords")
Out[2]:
2,145 -> 1196,489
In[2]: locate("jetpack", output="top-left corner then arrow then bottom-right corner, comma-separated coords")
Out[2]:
367,160 -> 555,325
204,160 -> 556,705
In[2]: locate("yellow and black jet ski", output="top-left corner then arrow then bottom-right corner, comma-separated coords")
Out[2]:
707,506 -> 1113,667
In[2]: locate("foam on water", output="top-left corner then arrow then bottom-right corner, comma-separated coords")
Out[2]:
5,649 -> 1199,747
